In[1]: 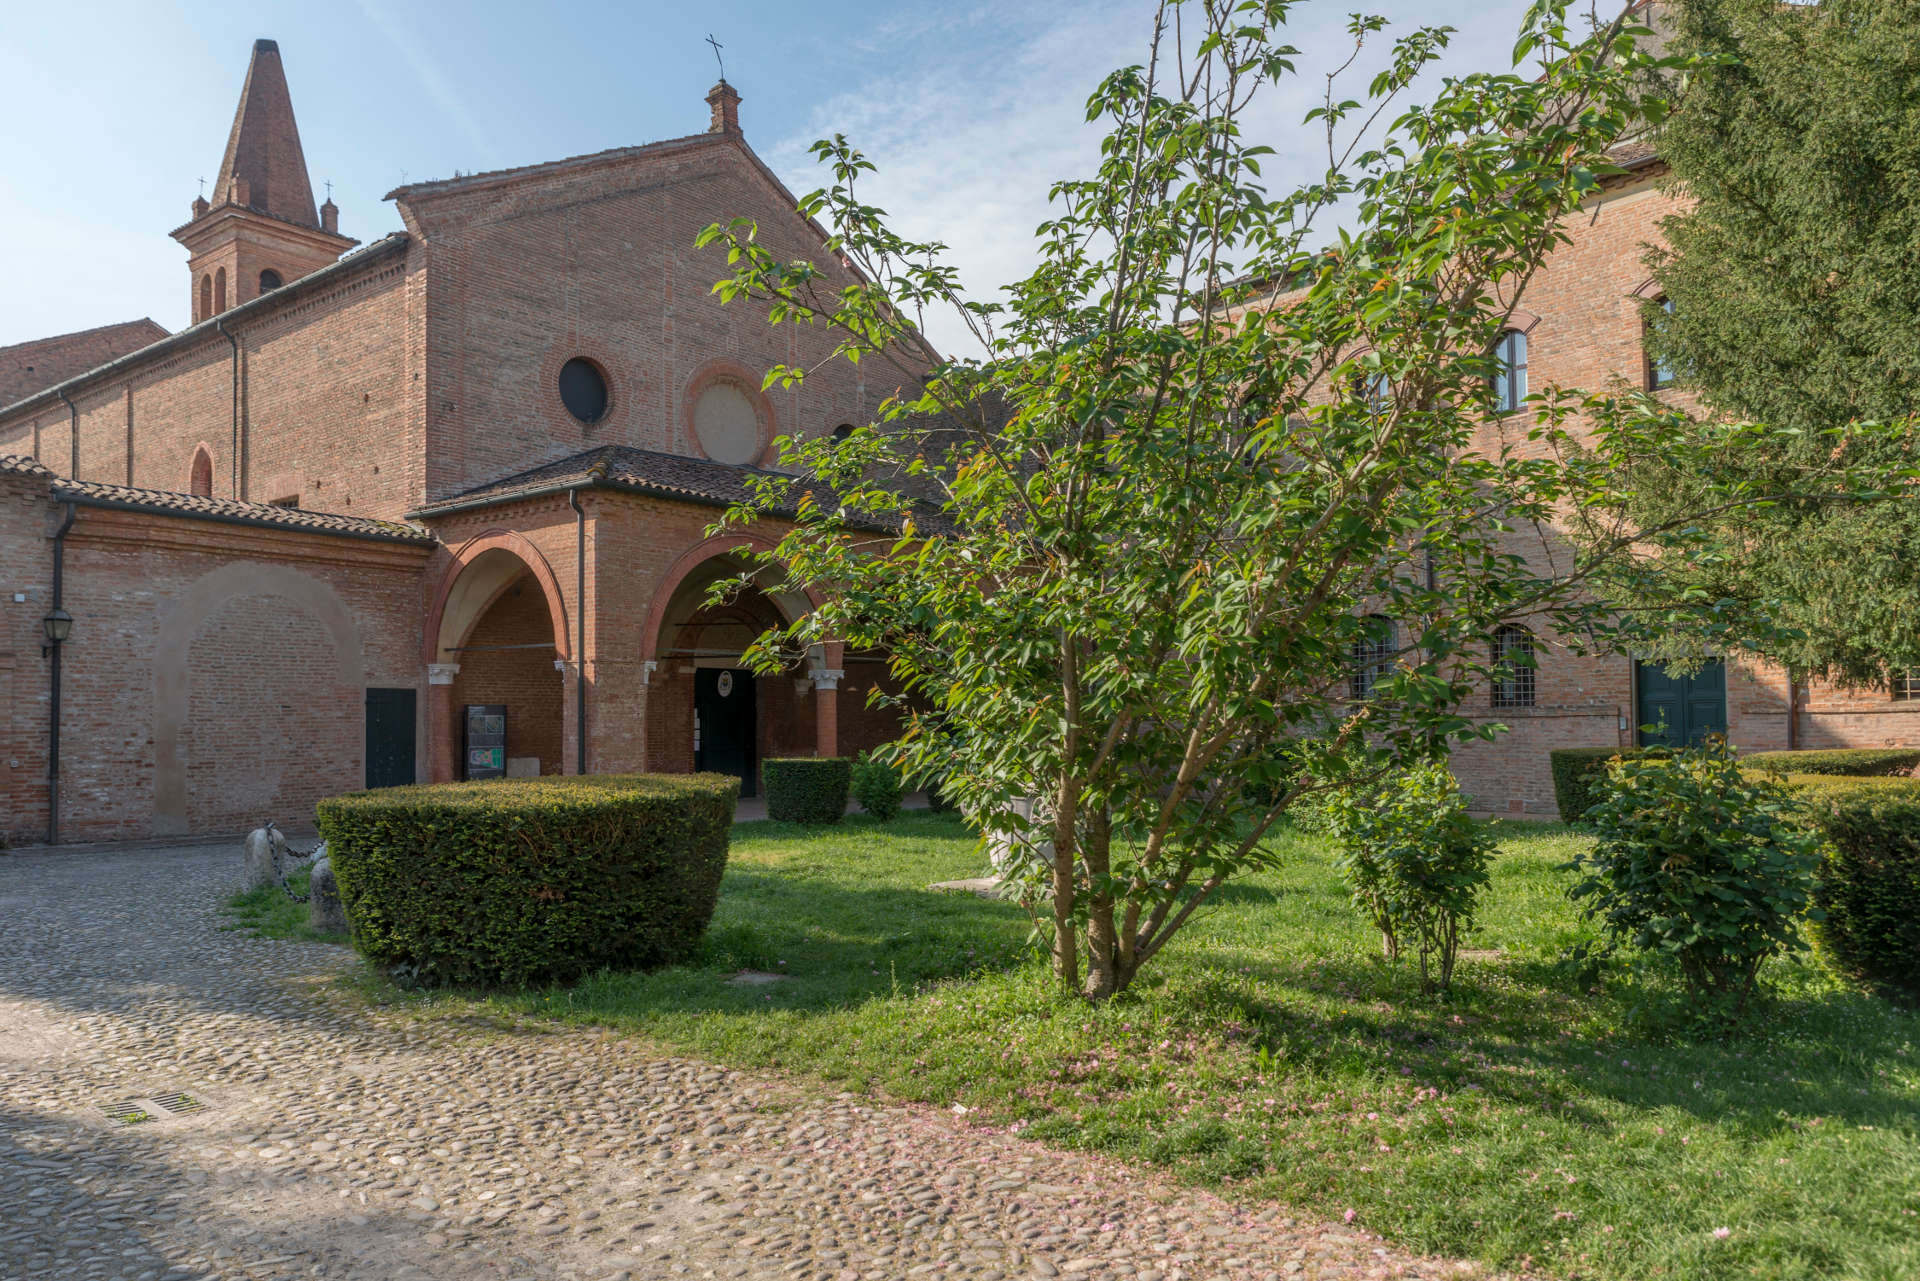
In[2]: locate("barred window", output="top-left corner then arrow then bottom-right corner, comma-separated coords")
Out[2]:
1492,625 -> 1536,708
1493,329 -> 1527,414
1893,668 -> 1920,701
1349,615 -> 1397,700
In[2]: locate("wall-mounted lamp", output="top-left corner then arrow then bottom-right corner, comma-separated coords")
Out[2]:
41,607 -> 72,657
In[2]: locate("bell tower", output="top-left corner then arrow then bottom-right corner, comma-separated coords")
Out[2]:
172,39 -> 356,324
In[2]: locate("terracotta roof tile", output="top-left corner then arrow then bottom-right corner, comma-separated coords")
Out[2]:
0,454 -> 55,479
50,476 -> 434,544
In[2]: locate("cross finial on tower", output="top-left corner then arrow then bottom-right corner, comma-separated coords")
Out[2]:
325,178 -> 333,201
706,33 -> 726,82
198,176 -> 207,198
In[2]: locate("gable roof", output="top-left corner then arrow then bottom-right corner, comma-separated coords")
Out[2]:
408,444 -> 938,535
0,319 -> 170,407
410,445 -> 806,517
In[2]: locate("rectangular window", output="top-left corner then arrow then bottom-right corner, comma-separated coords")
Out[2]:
1893,668 -> 1920,701
1491,626 -> 1536,709
1646,296 -> 1676,391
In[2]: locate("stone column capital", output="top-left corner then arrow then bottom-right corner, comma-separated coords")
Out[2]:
426,663 -> 460,686
812,668 -> 845,691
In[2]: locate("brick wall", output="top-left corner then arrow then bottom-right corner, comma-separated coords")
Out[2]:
0,243 -> 421,517
21,502 -> 429,842
399,136 -> 901,506
0,471 -> 53,844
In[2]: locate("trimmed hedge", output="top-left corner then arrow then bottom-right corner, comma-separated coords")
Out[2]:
1742,748 -> 1920,778
1548,746 -> 1670,823
850,752 -> 903,822
315,773 -> 738,987
1782,773 -> 1920,993
763,757 -> 851,824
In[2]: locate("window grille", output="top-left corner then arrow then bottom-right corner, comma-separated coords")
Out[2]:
1646,296 -> 1676,391
1349,616 -> 1397,700
1893,668 -> 1920,701
1492,625 -> 1536,708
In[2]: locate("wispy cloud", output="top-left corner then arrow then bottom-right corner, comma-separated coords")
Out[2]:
352,0 -> 496,169
768,0 -> 1536,356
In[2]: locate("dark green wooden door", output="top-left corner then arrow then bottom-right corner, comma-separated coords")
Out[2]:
1634,659 -> 1727,748
364,687 -> 418,789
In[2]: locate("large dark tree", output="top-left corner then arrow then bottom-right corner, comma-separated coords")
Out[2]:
1637,0 -> 1920,684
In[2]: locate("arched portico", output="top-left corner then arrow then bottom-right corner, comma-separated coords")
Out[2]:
639,539 -> 839,794
422,533 -> 573,782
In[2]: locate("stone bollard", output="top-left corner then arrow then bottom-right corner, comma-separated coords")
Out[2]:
242,825 -> 280,891
308,853 -> 348,934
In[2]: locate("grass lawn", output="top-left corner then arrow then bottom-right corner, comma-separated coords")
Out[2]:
223,867 -> 351,944
367,811 -> 1917,1280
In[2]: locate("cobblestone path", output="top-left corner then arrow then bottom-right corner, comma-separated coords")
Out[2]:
0,842 -> 1488,1281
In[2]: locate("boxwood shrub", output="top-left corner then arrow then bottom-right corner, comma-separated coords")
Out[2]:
763,757 -> 851,824
850,752 -> 903,822
315,772 -> 738,987
1548,745 -> 1669,823
1742,748 -> 1920,778
1781,773 -> 1920,993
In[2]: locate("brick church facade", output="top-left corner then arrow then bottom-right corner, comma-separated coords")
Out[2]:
0,40 -> 907,844
3,37 -> 1917,845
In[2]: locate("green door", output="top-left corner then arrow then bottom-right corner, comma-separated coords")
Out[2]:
1634,659 -> 1728,748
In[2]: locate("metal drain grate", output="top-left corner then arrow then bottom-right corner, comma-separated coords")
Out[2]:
99,1100 -> 155,1125
150,1091 -> 204,1116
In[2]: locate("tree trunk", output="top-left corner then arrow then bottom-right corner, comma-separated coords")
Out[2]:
1081,808 -> 1124,1000
1050,780 -> 1080,992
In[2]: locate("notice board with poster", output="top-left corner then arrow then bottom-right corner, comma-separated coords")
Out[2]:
463,704 -> 506,780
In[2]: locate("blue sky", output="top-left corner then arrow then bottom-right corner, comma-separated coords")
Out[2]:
0,0 -> 1541,354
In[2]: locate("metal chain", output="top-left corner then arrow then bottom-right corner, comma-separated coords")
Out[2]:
264,823 -> 322,904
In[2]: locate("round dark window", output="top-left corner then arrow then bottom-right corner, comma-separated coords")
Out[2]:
558,358 -> 609,424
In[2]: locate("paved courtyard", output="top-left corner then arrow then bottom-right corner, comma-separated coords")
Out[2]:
0,842 -> 1487,1281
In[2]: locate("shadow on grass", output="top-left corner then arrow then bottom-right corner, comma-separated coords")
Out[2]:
523,868 -> 1036,1022
1230,948 -> 1920,1137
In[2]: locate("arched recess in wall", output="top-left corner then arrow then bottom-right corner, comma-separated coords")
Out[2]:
422,531 -> 572,667
639,532 -> 822,666
187,444 -> 215,497
214,268 -> 227,313
152,562 -> 364,835
198,275 -> 212,324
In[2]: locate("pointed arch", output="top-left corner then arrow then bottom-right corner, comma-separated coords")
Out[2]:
187,443 -> 215,497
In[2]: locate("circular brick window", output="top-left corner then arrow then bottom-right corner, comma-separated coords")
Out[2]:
693,380 -> 763,465
558,358 -> 609,425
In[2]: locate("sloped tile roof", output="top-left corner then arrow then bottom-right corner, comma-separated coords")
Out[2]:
412,443 -> 942,535
0,454 -> 55,478
50,476 -> 434,544
415,445 -> 817,515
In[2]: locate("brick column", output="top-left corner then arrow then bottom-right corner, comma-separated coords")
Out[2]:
426,663 -> 459,783
813,668 -> 843,759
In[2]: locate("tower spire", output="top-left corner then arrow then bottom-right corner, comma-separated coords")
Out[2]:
214,38 -> 320,227
172,39 -> 356,324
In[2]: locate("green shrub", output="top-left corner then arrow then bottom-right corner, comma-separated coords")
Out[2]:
850,751 -> 903,822
1325,763 -> 1495,994
1780,773 -> 1920,993
762,757 -> 852,824
1549,745 -> 1670,823
315,773 -> 738,986
1742,748 -> 1920,778
1572,742 -> 1822,1015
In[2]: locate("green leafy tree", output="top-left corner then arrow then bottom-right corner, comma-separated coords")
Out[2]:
1632,0 -> 1920,684
695,1 -> 1800,1000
